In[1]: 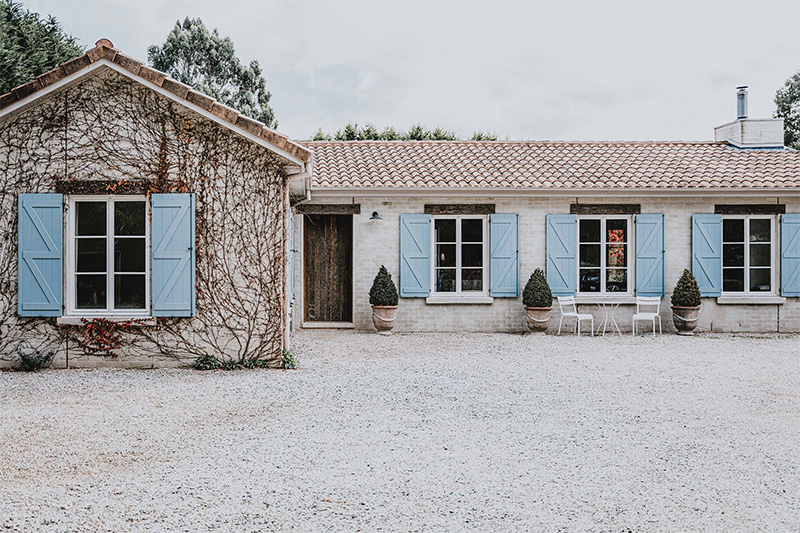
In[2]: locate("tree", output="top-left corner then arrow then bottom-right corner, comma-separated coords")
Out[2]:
311,123 -> 480,141
0,0 -> 83,94
775,71 -> 800,149
148,18 -> 277,128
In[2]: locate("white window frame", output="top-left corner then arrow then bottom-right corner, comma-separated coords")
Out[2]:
576,215 -> 634,296
721,215 -> 777,296
65,195 -> 151,317
429,215 -> 489,298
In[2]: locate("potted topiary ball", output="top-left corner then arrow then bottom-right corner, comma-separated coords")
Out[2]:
369,265 -> 399,335
523,268 -> 553,332
671,269 -> 701,335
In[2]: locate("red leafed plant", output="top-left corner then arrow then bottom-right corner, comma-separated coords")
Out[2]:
80,318 -> 149,356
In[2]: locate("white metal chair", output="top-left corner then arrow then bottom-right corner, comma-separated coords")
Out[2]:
632,296 -> 662,337
557,296 -> 594,336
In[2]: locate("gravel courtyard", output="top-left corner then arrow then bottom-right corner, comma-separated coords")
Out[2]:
1,331 -> 799,531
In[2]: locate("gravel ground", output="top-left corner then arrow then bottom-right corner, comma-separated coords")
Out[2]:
1,331 -> 799,532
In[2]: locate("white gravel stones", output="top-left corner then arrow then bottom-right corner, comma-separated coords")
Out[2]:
1,331 -> 799,531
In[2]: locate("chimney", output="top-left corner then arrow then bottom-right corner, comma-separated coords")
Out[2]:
714,87 -> 784,149
736,86 -> 748,119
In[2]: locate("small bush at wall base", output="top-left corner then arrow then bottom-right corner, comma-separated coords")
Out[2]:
671,269 -> 702,307
193,354 -> 222,370
281,349 -> 298,370
16,352 -> 55,372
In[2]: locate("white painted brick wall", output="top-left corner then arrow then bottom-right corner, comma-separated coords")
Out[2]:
295,195 -> 800,334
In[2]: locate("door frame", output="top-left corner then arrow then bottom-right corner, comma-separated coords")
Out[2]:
299,212 -> 355,329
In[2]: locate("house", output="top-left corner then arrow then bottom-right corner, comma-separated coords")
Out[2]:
293,90 -> 800,334
0,40 -> 311,367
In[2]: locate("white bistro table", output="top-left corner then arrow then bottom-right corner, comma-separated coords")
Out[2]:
593,300 -> 631,337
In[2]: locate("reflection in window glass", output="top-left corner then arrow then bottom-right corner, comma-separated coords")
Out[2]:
722,217 -> 772,294
578,217 -> 628,294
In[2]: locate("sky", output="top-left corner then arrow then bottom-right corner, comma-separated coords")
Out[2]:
26,0 -> 800,142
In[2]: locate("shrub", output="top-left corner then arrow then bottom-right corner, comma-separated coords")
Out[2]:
16,351 -> 54,372
369,265 -> 399,306
671,269 -> 702,307
221,359 -> 242,371
280,349 -> 298,370
522,268 -> 552,308
193,354 -> 222,370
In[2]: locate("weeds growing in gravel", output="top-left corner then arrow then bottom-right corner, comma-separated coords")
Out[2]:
280,349 -> 298,370
16,351 -> 55,372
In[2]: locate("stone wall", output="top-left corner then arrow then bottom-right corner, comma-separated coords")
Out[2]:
294,194 -> 800,334
0,68 -> 289,368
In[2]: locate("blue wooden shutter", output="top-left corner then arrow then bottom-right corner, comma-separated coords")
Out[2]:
781,214 -> 800,297
18,193 -> 63,316
692,214 -> 722,297
489,214 -> 519,297
546,214 -> 576,297
399,214 -> 431,297
635,214 -> 665,297
152,193 -> 195,317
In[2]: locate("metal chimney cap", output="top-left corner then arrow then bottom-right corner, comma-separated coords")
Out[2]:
736,85 -> 748,91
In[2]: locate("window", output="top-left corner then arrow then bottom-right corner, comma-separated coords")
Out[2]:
432,216 -> 487,295
68,196 -> 149,315
722,216 -> 774,293
578,216 -> 631,294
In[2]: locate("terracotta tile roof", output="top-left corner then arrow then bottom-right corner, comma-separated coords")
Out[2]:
301,140 -> 800,190
0,39 -> 311,163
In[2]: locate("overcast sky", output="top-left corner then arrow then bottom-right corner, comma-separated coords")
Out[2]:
26,0 -> 800,141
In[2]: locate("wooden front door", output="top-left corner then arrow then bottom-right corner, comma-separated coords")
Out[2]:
303,214 -> 353,322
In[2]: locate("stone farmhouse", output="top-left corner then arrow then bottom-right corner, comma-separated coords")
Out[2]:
1,40 -> 799,367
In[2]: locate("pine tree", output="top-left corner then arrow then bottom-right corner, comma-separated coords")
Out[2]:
671,269 -> 701,307
522,268 -> 552,308
369,265 -> 399,306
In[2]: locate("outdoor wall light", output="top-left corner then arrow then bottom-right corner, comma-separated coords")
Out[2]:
369,211 -> 382,220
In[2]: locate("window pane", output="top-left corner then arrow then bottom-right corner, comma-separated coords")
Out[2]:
434,219 -> 456,242
723,219 -> 744,242
606,219 -> 627,242
749,219 -> 771,243
579,219 -> 600,242
606,269 -> 627,292
114,238 -> 146,272
436,269 -> 455,292
723,268 -> 744,292
77,238 -> 106,272
461,269 -> 483,291
76,202 -> 106,236
749,268 -> 771,292
580,244 -> 600,267
607,244 -> 627,268
462,244 -> 482,267
436,244 -> 456,267
115,201 -> 146,236
723,244 -> 744,267
750,243 -> 771,267
461,219 -> 483,242
579,269 -> 600,292
115,275 -> 146,309
76,274 -> 107,309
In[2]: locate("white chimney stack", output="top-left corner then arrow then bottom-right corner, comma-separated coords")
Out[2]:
715,87 -> 784,148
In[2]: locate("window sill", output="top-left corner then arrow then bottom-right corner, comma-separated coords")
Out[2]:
716,296 -> 786,305
57,316 -> 157,326
574,295 -> 638,305
426,296 -> 493,305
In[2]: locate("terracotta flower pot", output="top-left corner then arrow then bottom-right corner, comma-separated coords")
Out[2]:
372,305 -> 398,335
671,306 -> 700,336
525,306 -> 551,332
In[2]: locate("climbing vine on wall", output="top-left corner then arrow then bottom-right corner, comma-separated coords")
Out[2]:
0,70 -> 288,364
